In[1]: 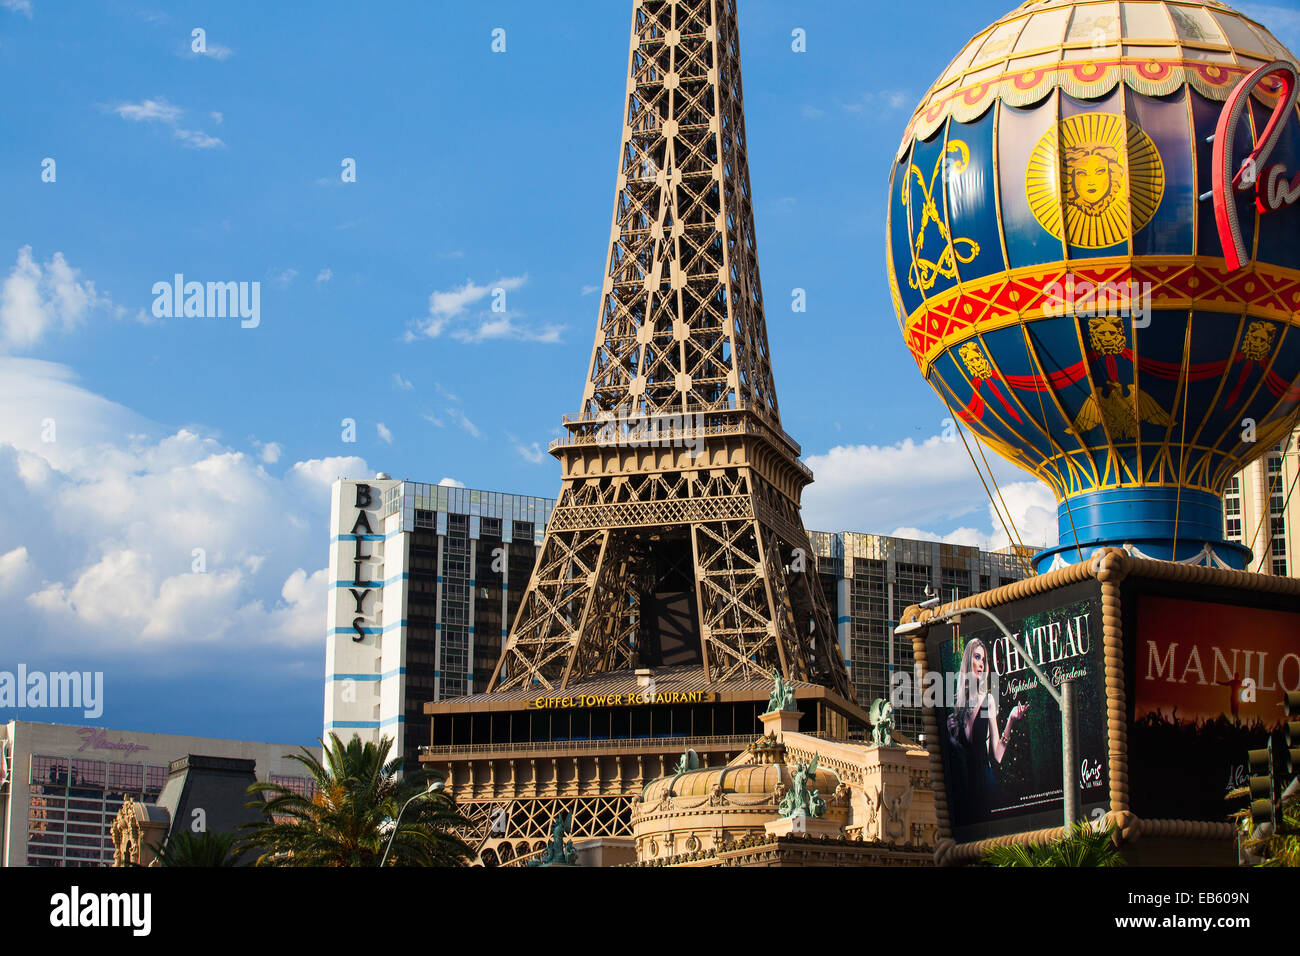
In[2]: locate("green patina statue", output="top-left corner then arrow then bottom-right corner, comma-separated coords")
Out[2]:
526,811 -> 578,867
869,698 -> 896,748
778,755 -> 827,819
672,748 -> 700,776
763,669 -> 796,715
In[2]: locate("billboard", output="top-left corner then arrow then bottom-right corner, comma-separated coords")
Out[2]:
1128,592 -> 1300,822
925,580 -> 1109,844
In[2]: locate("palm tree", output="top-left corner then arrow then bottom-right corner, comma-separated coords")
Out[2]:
150,830 -> 245,867
239,733 -> 473,866
983,821 -> 1125,867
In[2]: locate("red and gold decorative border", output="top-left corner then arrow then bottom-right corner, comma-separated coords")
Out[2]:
901,258 -> 1300,372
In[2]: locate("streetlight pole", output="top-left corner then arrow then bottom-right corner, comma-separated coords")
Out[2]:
896,603 -> 1081,831
380,779 -> 444,867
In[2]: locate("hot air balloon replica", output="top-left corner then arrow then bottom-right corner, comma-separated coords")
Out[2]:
889,1 -> 1300,864
888,0 -> 1300,572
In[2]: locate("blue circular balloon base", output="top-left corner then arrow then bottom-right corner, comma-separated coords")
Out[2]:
1031,488 -> 1252,574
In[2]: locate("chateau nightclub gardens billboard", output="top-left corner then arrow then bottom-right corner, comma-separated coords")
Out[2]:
1125,582 -> 1300,823
923,580 -> 1109,844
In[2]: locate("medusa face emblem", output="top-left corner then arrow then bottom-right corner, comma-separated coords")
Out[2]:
1026,113 -> 1164,249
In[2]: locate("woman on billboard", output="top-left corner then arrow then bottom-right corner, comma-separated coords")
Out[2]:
946,638 -> 1028,823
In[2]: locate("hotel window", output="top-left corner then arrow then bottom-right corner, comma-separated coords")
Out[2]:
941,567 -> 970,602
27,756 -> 168,866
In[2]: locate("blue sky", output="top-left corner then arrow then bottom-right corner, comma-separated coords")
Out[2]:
1,0 -> 1297,746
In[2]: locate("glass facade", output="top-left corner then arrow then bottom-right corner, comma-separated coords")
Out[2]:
811,532 -> 1032,741
374,483 -> 555,773
26,755 -> 167,866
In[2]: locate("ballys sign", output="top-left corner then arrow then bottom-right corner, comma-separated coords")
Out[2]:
1214,58 -> 1300,271
348,483 -> 379,642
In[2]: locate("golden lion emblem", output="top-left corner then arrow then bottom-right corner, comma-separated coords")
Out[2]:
958,342 -> 994,380
1088,315 -> 1127,356
1240,321 -> 1276,362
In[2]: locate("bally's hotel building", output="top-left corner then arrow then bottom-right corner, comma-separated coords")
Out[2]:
324,477 -> 553,772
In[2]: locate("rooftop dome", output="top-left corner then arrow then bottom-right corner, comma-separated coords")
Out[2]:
632,739 -> 848,862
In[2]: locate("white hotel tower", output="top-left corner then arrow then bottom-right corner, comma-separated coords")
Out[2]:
323,476 -> 553,772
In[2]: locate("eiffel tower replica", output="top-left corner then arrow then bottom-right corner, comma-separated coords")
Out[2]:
490,0 -> 852,701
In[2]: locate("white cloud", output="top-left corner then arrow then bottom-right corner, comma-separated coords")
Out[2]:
840,90 -> 912,114
445,408 -> 481,438
421,411 -> 444,428
0,356 -> 371,658
0,546 -> 31,596
411,275 -> 562,344
269,268 -> 298,288
393,373 -> 413,391
173,127 -> 225,149
109,98 -> 224,149
257,441 -> 282,464
511,437 -> 547,465
193,42 -> 233,61
0,247 -> 129,352
316,268 -> 332,284
113,98 -> 183,123
438,477 -> 465,488
801,434 -> 1053,552
580,284 -> 600,296
376,422 -> 393,444
428,277 -> 523,320
2,0 -> 33,17
451,315 -> 564,344
210,111 -> 224,124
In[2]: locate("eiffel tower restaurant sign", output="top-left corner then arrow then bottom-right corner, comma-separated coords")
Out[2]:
1213,59 -> 1300,272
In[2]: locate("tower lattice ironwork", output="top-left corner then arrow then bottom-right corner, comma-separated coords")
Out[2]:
490,0 -> 852,701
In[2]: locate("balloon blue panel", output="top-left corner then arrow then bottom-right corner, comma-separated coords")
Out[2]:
975,325 -> 1062,466
1194,314 -> 1259,451
1252,97 -> 1300,273
1189,88 -> 1258,263
1022,317 -> 1100,471
1189,88 -> 1220,256
928,352 -> 1038,471
1237,325 -> 1300,462
905,131 -> 965,301
1126,88 -> 1194,257
1060,89 -> 1132,260
942,111 -> 1007,287
998,98 -> 1067,271
1130,310 -> 1190,455
889,146 -> 927,320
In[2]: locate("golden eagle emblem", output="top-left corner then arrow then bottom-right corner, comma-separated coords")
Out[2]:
1068,381 -> 1174,440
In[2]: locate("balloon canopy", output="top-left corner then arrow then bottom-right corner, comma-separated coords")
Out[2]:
887,0 -> 1300,572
